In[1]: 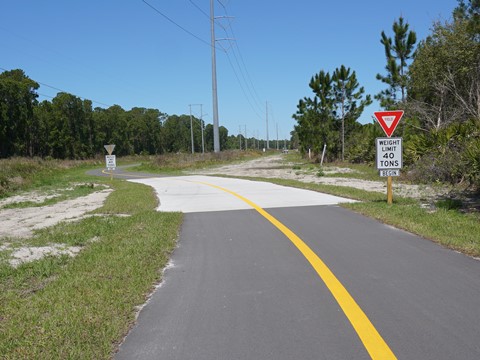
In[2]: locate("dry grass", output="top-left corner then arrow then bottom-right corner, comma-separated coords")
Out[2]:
0,157 -> 103,197
136,150 -> 263,173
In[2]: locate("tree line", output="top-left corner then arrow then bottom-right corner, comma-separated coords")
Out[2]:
292,0 -> 479,186
1,70 -> 280,159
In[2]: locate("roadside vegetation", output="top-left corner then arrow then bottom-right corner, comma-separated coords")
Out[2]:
134,150 -> 262,174
0,160 -> 182,359
292,2 -> 480,190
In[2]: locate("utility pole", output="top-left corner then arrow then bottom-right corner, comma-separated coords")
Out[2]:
189,104 -> 203,154
341,87 -> 345,162
211,0 -> 220,152
266,101 -> 269,149
238,126 -> 242,150
200,104 -> 205,154
189,105 -> 194,154
276,123 -> 279,150
244,125 -> 247,150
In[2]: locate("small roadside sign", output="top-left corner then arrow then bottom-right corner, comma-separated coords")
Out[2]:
374,110 -> 404,137
105,155 -> 116,170
376,138 -> 403,170
379,169 -> 400,177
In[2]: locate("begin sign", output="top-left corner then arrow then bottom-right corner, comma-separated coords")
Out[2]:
376,137 -> 402,170
380,169 -> 400,177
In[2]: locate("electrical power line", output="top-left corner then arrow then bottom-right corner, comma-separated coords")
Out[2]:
143,0 -> 214,48
187,0 -> 264,118
0,66 -> 111,107
0,27 -> 148,108
187,0 -> 210,19
224,52 -> 264,120
215,1 -> 264,114
146,1 -> 266,126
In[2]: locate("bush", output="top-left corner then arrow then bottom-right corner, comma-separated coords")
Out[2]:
405,121 -> 480,188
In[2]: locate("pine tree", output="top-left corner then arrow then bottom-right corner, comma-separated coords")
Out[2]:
376,17 -> 417,108
332,65 -> 372,161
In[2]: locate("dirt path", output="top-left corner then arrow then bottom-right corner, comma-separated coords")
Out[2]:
193,154 -> 448,200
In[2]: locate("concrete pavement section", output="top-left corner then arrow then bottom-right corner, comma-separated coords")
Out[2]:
128,175 -> 356,212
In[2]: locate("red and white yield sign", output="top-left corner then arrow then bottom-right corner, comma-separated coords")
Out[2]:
374,110 -> 404,137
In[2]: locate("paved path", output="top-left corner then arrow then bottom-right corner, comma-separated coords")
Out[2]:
111,173 -> 480,359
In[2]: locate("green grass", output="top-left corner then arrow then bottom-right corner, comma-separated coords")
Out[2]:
224,175 -> 395,203
0,170 -> 182,359
343,202 -> 480,257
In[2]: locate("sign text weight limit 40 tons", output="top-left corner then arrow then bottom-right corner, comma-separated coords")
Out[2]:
376,138 -> 402,170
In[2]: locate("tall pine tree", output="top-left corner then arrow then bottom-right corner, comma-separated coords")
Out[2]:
376,17 -> 417,108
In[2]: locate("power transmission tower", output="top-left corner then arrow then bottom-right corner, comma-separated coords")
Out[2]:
210,0 -> 220,152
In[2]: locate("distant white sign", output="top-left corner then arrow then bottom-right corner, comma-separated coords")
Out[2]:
376,138 -> 402,170
105,155 -> 116,170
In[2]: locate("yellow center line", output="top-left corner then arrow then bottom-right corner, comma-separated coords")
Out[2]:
195,180 -> 397,360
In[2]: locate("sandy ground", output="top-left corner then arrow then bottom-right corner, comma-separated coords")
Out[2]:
0,187 -> 112,267
193,154 -> 448,200
0,188 -> 113,238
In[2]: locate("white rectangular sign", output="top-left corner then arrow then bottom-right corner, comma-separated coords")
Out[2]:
105,155 -> 116,170
376,137 -> 402,170
379,169 -> 400,177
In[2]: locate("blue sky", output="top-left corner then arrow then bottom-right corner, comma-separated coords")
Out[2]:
1,0 -> 457,141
